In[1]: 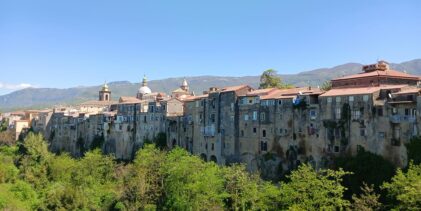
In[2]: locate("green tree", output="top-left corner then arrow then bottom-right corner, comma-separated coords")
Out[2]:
334,149 -> 395,199
259,69 -> 292,89
17,132 -> 52,189
320,80 -> 332,91
382,163 -> 421,210
406,136 -> 421,165
0,146 -> 19,183
0,130 -> 16,146
153,132 -> 167,150
162,148 -> 226,210
120,144 -> 165,210
42,149 -> 118,210
352,183 -> 382,211
223,164 -> 280,210
279,164 -> 350,210
0,118 -> 8,132
0,182 -> 38,210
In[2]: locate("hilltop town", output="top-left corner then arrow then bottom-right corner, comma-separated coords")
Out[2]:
1,60 -> 420,177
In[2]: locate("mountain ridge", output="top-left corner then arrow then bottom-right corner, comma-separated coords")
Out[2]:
1,59 -> 420,112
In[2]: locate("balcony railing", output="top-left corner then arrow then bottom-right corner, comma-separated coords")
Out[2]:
389,115 -> 416,124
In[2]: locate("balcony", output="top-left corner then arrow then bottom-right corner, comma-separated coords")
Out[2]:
389,115 -> 416,124
201,125 -> 215,137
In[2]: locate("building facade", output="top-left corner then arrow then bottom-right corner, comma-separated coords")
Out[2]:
36,62 -> 421,174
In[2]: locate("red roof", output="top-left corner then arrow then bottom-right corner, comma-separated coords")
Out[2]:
332,69 -> 420,81
182,94 -> 209,102
245,88 -> 277,96
260,87 -> 322,100
320,85 -> 408,97
118,96 -> 142,104
221,85 -> 252,93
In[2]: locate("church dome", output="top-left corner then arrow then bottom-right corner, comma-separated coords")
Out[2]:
101,82 -> 109,92
138,75 -> 152,94
138,86 -> 152,94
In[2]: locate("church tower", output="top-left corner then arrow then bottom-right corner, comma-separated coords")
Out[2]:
99,82 -> 111,101
137,75 -> 152,100
181,78 -> 189,92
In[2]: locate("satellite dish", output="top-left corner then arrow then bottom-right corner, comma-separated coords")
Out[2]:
388,93 -> 392,99
299,91 -> 303,95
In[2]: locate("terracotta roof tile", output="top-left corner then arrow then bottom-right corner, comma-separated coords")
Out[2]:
118,96 -> 142,104
182,94 -> 209,102
245,88 -> 277,96
221,85 -> 252,93
320,85 -> 408,97
333,69 -> 421,81
260,87 -> 322,99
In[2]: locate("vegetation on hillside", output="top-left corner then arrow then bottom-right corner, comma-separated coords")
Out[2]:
1,132 -> 421,210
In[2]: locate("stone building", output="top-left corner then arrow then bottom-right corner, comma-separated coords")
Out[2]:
44,61 -> 421,173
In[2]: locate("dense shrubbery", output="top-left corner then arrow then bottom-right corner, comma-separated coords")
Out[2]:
0,132 -> 421,210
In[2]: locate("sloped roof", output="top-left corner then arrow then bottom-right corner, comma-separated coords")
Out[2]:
320,85 -> 408,97
260,87 -> 322,100
182,94 -> 209,102
221,85 -> 252,93
332,69 -> 421,81
118,96 -> 142,104
80,100 -> 117,106
245,88 -> 277,96
393,87 -> 420,95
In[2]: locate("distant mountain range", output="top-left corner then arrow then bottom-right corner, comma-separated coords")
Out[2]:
1,59 -> 421,112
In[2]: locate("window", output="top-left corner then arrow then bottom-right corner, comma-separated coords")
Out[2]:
348,96 -> 354,102
249,99 -> 253,104
244,114 -> 249,121
278,100 -> 282,105
357,145 -> 365,152
310,110 -> 317,119
378,108 -> 383,116
327,97 -> 332,103
363,95 -> 369,102
392,108 -> 397,114
211,143 -> 214,150
393,127 -> 401,140
336,97 -> 341,103
241,130 -> 244,137
334,146 -> 339,153
352,110 -> 361,120
412,109 -> 417,117
260,112 -> 266,121
196,101 -> 200,107
335,107 -> 341,120
360,128 -> 366,137
262,129 -> 266,137
378,132 -> 385,139
405,108 -> 410,116
261,141 -> 268,151
252,111 -> 258,120
253,127 -> 257,133
211,114 -> 216,123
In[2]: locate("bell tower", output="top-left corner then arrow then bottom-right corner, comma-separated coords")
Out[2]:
181,78 -> 189,92
99,82 -> 111,101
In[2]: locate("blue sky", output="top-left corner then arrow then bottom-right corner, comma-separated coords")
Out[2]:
1,0 -> 420,95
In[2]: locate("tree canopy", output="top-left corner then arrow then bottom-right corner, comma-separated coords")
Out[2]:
0,132 -> 420,210
259,69 -> 293,89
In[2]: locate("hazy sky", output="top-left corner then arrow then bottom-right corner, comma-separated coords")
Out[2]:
1,0 -> 421,95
